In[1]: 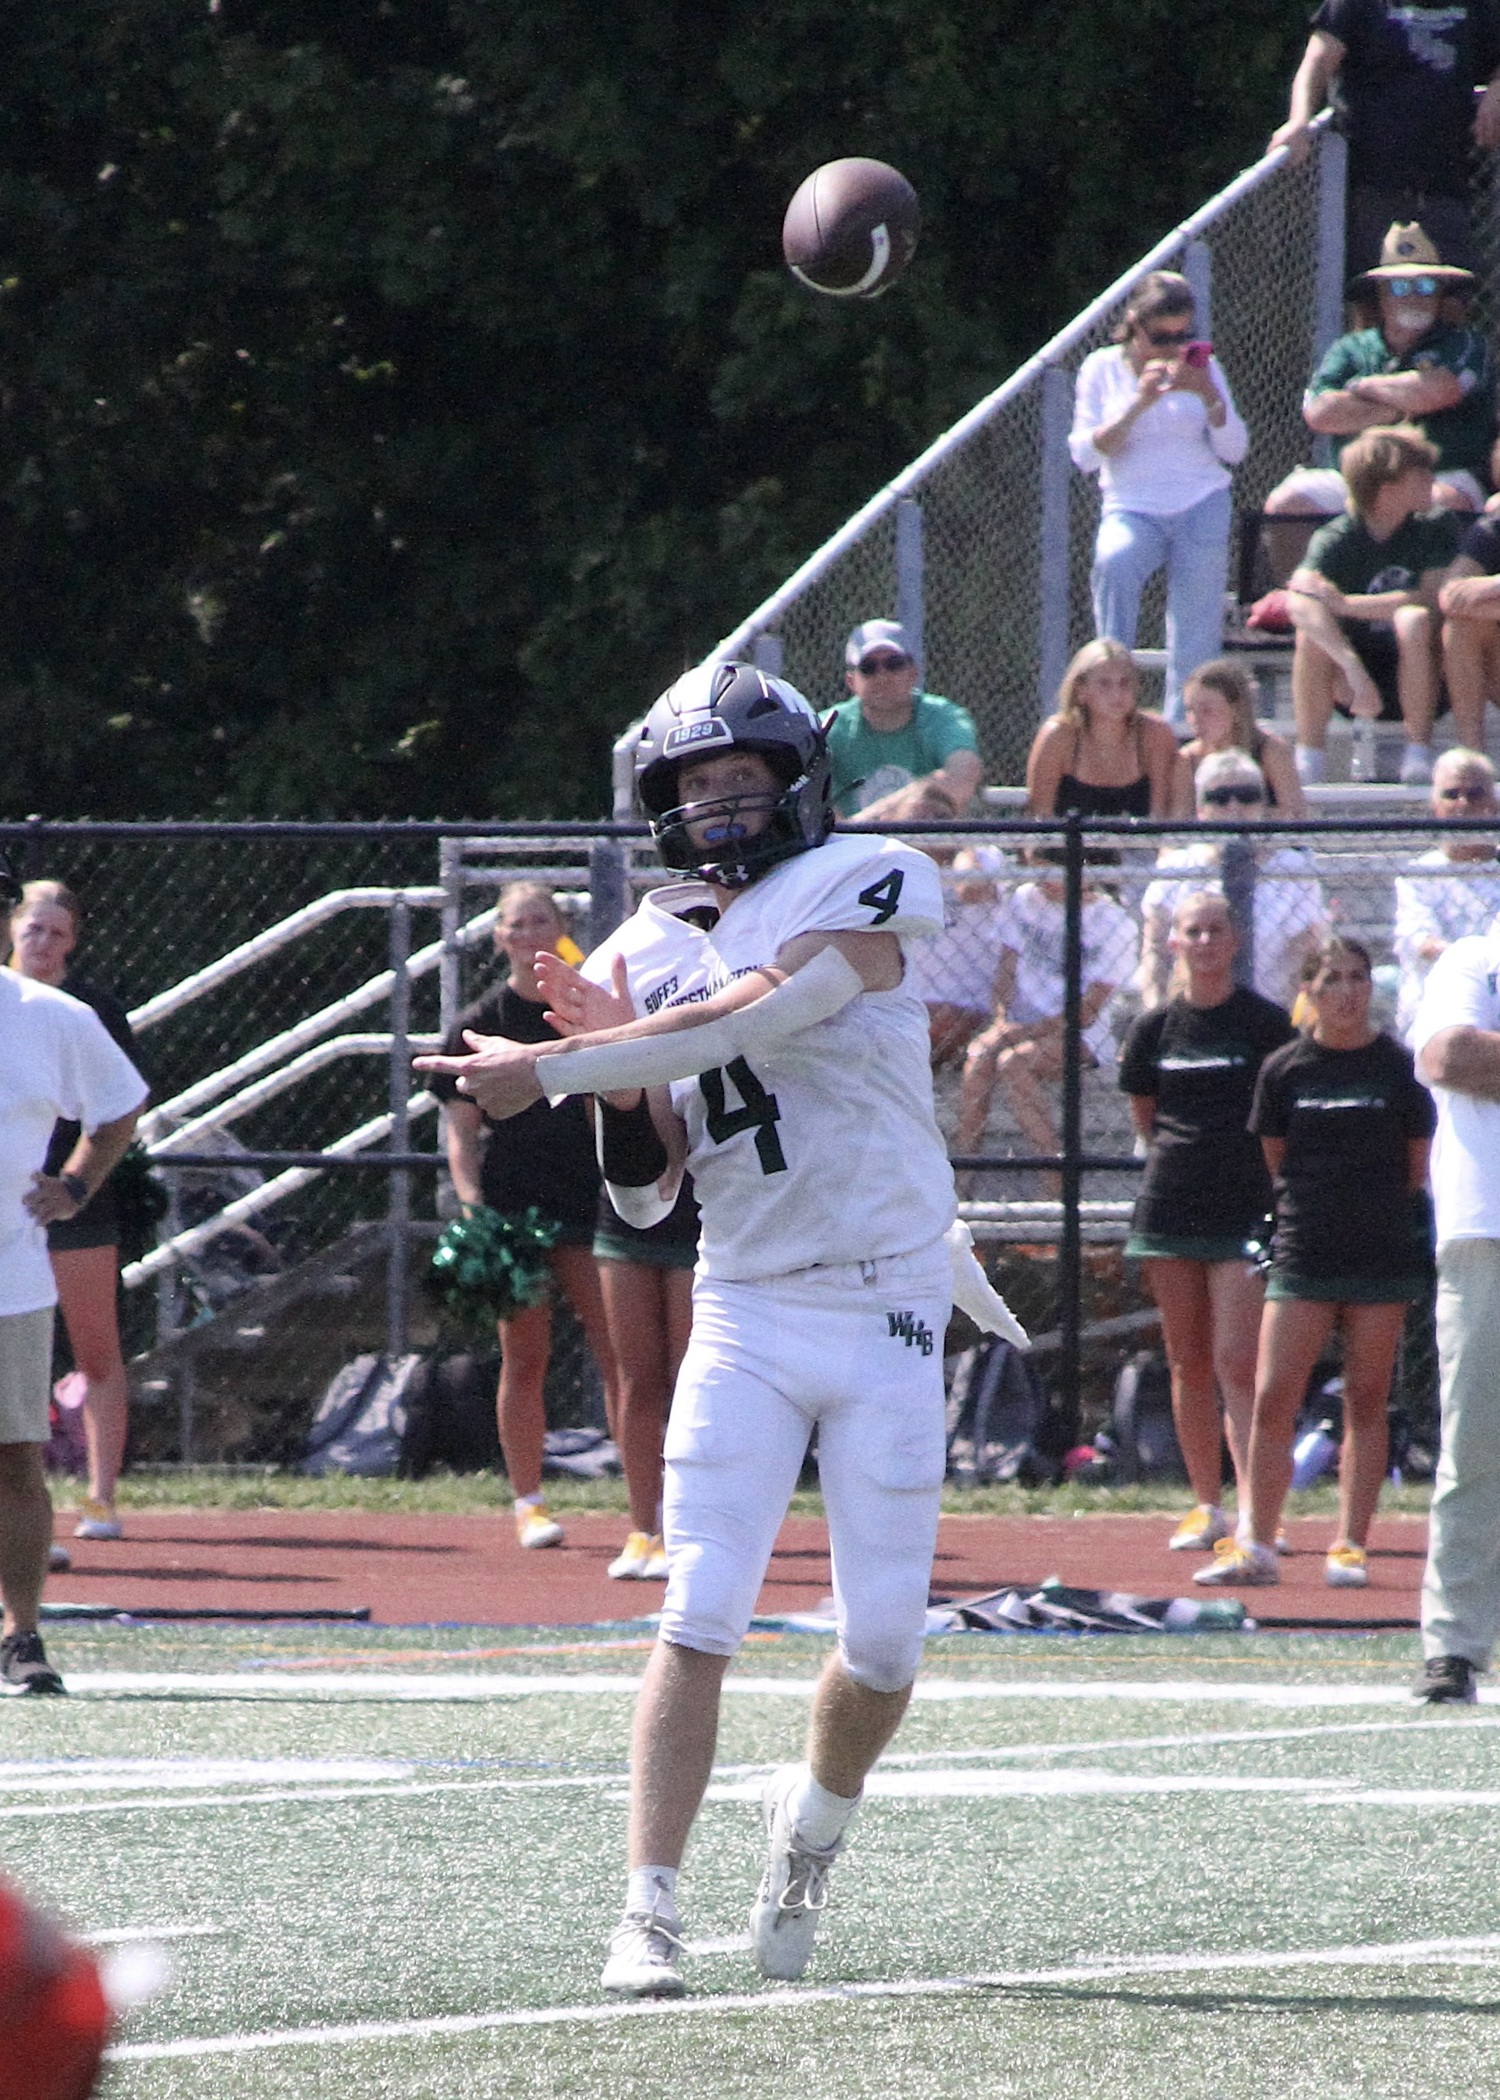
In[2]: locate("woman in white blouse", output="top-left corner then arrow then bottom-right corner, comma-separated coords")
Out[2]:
1071,271 -> 1249,724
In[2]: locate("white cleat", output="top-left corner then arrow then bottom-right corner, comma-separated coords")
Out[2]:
600,1904 -> 686,1998
748,1766 -> 844,1981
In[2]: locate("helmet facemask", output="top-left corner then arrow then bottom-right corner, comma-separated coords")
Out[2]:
651,749 -> 826,888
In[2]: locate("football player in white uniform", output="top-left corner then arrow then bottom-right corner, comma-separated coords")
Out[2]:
419,663 -> 1022,1997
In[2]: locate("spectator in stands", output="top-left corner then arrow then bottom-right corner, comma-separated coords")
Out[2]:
903,844 -> 1010,1068
1439,467 -> 1500,744
1198,937 -> 1436,1591
1169,659 -> 1307,819
954,847 -> 1138,1194
1266,227 -> 1494,531
1119,891 -> 1295,1555
1393,750 -> 1500,1037
1069,273 -> 1248,723
1285,425 -> 1462,787
0,849 -> 147,1694
432,883 -> 621,1552
1271,10 -> 1500,276
1026,639 -> 1178,819
825,620 -> 982,821
1140,752 -> 1328,1011
7,881 -> 143,1548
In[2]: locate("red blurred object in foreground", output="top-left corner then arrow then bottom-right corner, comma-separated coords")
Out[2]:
0,1881 -> 111,2100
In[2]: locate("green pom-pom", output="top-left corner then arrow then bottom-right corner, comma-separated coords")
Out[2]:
426,1205 -> 560,1331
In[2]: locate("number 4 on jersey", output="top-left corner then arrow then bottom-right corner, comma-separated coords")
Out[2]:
858,869 -> 904,924
700,1056 -> 787,1176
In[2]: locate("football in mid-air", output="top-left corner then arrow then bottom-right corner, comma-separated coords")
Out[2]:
781,158 -> 920,299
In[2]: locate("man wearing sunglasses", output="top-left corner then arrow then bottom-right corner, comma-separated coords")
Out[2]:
1394,751 -> 1500,1037
1267,225 -> 1495,540
824,619 -> 982,822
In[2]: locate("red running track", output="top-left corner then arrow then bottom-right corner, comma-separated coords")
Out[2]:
44,1508 -> 1426,1629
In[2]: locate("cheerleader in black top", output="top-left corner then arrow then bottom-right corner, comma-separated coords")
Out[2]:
433,885 -> 620,1552
1118,891 -> 1294,1555
1196,937 -> 1436,1592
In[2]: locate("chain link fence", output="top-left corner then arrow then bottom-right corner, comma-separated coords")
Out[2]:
10,812 -> 1488,1481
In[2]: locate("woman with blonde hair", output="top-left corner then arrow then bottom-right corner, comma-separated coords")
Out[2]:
8,879 -> 142,1545
1118,890 -> 1294,1554
429,882 -> 620,1550
1026,637 -> 1179,818
1170,659 -> 1306,818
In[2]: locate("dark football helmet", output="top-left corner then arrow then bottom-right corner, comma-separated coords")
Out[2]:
635,662 -> 834,889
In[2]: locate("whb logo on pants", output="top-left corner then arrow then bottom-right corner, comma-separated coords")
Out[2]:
887,1311 -> 935,1356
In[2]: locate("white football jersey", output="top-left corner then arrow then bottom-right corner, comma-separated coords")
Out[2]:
584,835 -> 955,1281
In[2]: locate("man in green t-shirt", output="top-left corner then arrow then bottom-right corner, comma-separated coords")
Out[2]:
826,620 -> 982,820
1288,424 -> 1462,786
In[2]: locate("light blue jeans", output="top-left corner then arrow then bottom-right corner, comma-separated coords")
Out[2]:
1091,485 -> 1231,723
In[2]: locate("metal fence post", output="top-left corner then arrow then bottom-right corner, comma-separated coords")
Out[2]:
438,834 -> 463,1042
1183,238 -> 1212,338
1058,814 -> 1084,1446
751,632 -> 785,676
1037,365 -> 1073,721
1312,129 -> 1348,369
1221,835 -> 1257,991
386,895 -> 412,1363
588,838 -> 629,952
895,497 -> 925,670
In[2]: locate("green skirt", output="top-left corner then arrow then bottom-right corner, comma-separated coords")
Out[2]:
1126,1231 -> 1257,1264
1266,1270 -> 1430,1306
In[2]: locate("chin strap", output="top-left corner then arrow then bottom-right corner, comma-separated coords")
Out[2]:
945,1220 -> 1030,1349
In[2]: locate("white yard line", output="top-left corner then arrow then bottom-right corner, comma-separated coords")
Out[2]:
0,1771 -> 630,1822
64,1671 -> 1478,1708
82,1926 -> 226,1945
107,1933 -> 1500,2062
879,1714 -> 1500,1764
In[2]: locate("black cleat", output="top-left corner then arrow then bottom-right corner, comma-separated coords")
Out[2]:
1414,1654 -> 1478,1705
0,1631 -> 66,1696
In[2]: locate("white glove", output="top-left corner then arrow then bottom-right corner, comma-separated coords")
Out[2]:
945,1219 -> 1030,1350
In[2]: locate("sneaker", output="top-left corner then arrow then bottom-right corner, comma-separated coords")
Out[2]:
749,1766 -> 844,1981
1399,743 -> 1435,787
1192,1537 -> 1280,1587
73,1498 -> 122,1542
608,1530 -> 660,1580
1168,1505 -> 1231,1552
600,1904 -> 686,1997
1414,1655 -> 1479,1705
1325,1541 -> 1368,1588
643,1539 -> 669,1580
0,1631 -> 66,1696
515,1500 -> 563,1550
47,1543 -> 71,1573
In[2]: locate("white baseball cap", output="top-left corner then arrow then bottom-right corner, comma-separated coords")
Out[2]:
845,618 -> 917,668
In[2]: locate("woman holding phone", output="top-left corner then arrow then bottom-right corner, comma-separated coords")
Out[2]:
1070,271 -> 1249,722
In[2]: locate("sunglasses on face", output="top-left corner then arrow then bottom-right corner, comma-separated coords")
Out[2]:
1201,785 -> 1265,808
1386,276 -> 1439,299
1439,783 -> 1493,803
1142,326 -> 1191,348
856,654 -> 909,674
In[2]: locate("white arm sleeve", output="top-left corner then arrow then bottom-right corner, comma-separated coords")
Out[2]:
945,1220 -> 1031,1349
539,943 -> 865,1105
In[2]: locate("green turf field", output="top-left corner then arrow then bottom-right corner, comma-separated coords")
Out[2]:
11,1623 -> 1500,2099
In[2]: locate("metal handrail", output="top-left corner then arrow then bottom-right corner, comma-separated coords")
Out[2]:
145,1032 -> 443,1157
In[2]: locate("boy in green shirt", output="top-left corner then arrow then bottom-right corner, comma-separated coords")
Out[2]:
1288,425 -> 1462,786
826,620 -> 982,820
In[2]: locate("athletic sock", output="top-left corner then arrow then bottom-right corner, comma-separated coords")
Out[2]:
626,1866 -> 679,1920
1294,744 -> 1327,786
790,1769 -> 861,1850
514,1491 -> 544,1513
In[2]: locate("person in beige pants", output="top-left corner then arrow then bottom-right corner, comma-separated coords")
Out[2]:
1411,916 -> 1500,1701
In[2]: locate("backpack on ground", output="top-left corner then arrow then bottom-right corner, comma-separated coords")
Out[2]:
302,1353 -> 430,1477
400,1351 -> 503,1477
946,1338 -> 1052,1487
1107,1350 -> 1185,1483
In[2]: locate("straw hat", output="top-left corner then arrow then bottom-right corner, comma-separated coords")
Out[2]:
1352,222 -> 1475,293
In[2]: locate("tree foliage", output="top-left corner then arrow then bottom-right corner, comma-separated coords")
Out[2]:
0,1 -> 1302,818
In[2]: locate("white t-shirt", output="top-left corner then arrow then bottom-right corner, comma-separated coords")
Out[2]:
993,881 -> 1139,1067
1069,344 -> 1248,516
0,970 -> 148,1316
1411,927 -> 1500,1244
584,835 -> 955,1282
1393,848 -> 1500,1037
903,875 -> 1007,1013
1141,842 -> 1325,1013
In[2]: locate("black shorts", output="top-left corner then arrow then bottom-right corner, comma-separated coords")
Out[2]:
47,1184 -> 121,1256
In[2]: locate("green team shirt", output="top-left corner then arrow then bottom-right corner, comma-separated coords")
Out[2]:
1304,507 -> 1462,602
1307,323 -> 1496,480
826,691 -> 979,815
